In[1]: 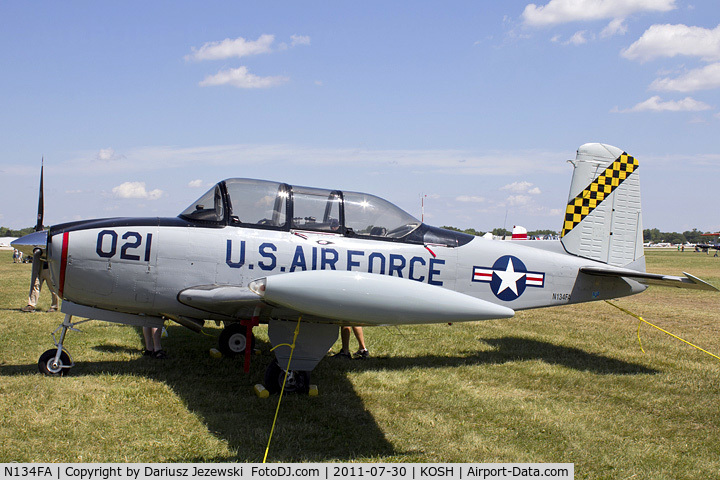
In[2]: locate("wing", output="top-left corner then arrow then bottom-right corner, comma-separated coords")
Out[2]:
580,266 -> 718,291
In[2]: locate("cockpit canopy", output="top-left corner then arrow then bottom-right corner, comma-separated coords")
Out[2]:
180,178 -> 422,239
180,178 -> 473,247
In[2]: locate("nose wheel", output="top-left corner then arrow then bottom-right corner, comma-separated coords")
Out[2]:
37,314 -> 88,377
38,348 -> 71,376
263,358 -> 310,394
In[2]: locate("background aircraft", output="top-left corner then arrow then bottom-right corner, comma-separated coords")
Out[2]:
13,143 -> 717,393
695,233 -> 720,254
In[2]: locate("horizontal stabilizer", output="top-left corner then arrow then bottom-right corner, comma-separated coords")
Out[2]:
249,270 -> 515,325
580,266 -> 718,291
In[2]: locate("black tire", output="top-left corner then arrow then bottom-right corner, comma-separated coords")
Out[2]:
38,349 -> 71,376
264,358 -> 310,395
218,323 -> 256,357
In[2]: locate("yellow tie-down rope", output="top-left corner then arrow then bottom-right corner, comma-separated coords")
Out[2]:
263,316 -> 302,463
605,300 -> 720,362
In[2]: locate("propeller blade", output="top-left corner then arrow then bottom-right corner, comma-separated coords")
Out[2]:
35,158 -> 44,232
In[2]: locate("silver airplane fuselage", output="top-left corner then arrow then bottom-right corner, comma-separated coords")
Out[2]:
45,216 -> 644,327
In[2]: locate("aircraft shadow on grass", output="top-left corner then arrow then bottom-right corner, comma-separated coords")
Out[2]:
0,327 -> 656,461
353,336 -> 659,376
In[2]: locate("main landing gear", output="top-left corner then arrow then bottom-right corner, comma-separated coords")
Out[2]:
218,323 -> 256,358
218,320 -> 313,395
38,314 -> 89,376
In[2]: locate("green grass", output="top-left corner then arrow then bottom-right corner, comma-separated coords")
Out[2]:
1,249 -> 719,478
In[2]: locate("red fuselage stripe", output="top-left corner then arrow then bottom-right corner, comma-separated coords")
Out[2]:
59,232 -> 69,297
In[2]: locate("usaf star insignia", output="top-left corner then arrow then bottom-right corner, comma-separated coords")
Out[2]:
472,255 -> 545,301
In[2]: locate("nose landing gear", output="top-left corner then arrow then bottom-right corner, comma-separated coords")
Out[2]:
38,314 -> 89,376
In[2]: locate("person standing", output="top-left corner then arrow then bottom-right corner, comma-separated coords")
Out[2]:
333,326 -> 369,359
21,250 -> 60,313
142,327 -> 167,359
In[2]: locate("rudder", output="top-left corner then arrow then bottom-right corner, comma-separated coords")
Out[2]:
560,143 -> 644,269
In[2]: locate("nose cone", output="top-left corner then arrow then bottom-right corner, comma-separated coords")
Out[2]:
10,230 -> 48,257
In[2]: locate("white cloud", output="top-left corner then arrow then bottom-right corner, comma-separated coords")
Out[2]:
613,95 -> 712,112
188,179 -> 206,188
291,35 -> 311,47
522,0 -> 675,27
501,181 -> 541,194
112,182 -> 164,200
186,34 -> 275,61
650,62 -> 720,92
199,66 -> 289,89
566,31 -> 589,45
506,195 -> 532,206
58,144 -> 569,180
551,31 -> 596,45
622,23 -> 720,62
96,148 -> 125,162
456,195 -> 486,203
600,18 -> 628,38
97,148 -> 115,161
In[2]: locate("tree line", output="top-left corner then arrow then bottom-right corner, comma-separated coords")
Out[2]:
2,225 -> 716,245
0,226 -> 36,238
442,226 -> 715,244
442,227 -> 558,238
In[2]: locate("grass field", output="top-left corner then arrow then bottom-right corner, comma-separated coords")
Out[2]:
0,249 -> 718,477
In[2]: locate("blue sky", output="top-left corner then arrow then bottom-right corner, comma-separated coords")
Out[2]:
1,0 -> 719,232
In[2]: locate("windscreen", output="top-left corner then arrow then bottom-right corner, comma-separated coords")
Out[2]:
343,191 -> 420,238
179,184 -> 224,223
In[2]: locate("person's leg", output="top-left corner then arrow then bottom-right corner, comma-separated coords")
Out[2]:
353,327 -> 369,358
341,326 -> 351,352
332,327 -> 352,358
353,327 -> 366,351
24,260 -> 42,311
41,269 -> 60,311
151,328 -> 163,352
142,327 -> 154,352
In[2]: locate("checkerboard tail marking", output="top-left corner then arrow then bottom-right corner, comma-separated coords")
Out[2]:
560,153 -> 638,238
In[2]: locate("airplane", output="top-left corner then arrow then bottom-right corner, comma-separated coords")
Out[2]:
12,143 -> 718,394
695,233 -> 720,254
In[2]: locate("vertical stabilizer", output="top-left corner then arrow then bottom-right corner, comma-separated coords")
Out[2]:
560,143 -> 644,269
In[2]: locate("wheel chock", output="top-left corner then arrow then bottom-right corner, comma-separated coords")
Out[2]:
254,384 -> 269,398
209,348 -> 222,359
308,384 -> 319,397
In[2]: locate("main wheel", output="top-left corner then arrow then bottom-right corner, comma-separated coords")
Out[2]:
218,323 -> 256,357
38,349 -> 71,376
264,359 -> 310,395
